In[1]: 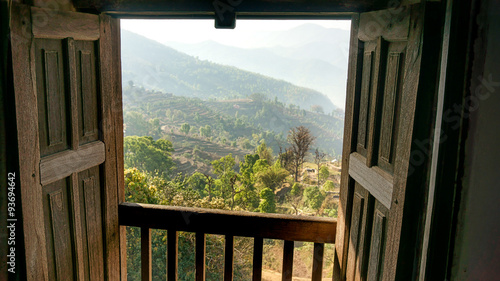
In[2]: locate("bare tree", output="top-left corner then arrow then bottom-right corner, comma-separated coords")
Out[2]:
314,148 -> 326,185
286,126 -> 315,182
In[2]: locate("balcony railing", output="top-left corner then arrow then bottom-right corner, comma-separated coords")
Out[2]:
119,202 -> 337,281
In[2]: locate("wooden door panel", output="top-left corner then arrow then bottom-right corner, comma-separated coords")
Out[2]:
10,4 -> 125,280
78,167 -> 105,281
35,38 -> 71,157
42,178 -> 76,281
75,40 -> 99,145
336,5 -> 427,281
366,202 -> 388,281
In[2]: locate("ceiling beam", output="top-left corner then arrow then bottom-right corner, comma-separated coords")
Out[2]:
74,0 -> 389,18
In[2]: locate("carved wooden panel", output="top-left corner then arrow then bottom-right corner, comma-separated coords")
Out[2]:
367,202 -> 388,281
42,178 -> 75,281
78,166 -> 105,281
35,39 -> 70,157
346,183 -> 375,281
377,42 -> 406,174
75,40 -> 99,145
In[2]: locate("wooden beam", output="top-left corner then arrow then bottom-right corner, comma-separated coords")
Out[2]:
39,141 -> 105,186
311,243 -> 324,281
196,232 -> 206,281
252,237 -> 263,281
224,235 -> 234,281
167,230 -> 178,281
31,7 -> 99,40
141,228 -> 152,281
282,241 -> 294,281
73,0 -> 387,16
119,202 -> 336,243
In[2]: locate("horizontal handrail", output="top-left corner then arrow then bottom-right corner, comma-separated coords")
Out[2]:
119,202 -> 336,243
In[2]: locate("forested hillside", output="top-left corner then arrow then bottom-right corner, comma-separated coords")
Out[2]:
121,30 -> 337,113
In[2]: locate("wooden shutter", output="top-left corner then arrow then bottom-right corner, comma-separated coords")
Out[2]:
335,3 -> 441,281
11,4 -> 124,281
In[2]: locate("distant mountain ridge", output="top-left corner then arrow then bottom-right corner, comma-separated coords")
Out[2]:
163,23 -> 350,108
121,30 -> 337,113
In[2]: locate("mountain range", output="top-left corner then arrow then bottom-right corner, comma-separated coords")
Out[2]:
121,29 -> 339,113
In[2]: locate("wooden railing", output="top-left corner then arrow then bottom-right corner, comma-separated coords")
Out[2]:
119,202 -> 337,281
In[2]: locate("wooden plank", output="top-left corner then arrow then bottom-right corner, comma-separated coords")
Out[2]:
119,203 -> 336,243
31,7 -> 99,40
39,141 -> 105,185
282,241 -> 294,281
99,13 -> 122,281
367,205 -> 387,281
196,232 -> 206,281
69,173 -> 85,281
346,191 -> 364,281
66,38 -> 79,150
365,37 -> 385,168
311,243 -> 324,281
11,3 -> 49,280
224,235 -> 234,281
334,14 -> 362,281
48,187 -> 74,281
167,230 -> 178,281
82,170 -> 104,281
349,152 -> 393,209
73,0 -> 386,15
141,227 -> 152,281
252,237 -> 263,281
358,7 -> 411,42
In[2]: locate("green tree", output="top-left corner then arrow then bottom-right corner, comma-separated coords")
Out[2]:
304,185 -> 325,214
256,141 -> 273,164
258,188 -> 276,213
124,136 -> 175,177
319,166 -> 330,184
255,160 -> 289,191
180,123 -> 190,135
323,180 -> 335,192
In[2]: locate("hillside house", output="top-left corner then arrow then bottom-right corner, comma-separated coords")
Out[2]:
1,0 -> 499,280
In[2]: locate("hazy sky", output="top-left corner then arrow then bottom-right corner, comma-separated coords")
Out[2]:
121,19 -> 351,48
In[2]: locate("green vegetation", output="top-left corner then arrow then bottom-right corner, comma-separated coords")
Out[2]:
121,50 -> 344,280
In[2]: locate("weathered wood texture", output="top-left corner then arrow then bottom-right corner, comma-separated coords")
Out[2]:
167,230 -> 178,281
11,4 -> 50,280
336,3 -> 440,281
252,237 -> 263,281
73,0 -> 388,15
311,243 -> 324,281
141,228 -> 152,281
196,232 -> 206,281
31,7 -> 99,40
11,4 -> 123,280
99,14 -> 124,281
334,13 -> 361,281
119,203 -> 336,243
282,241 -> 294,281
349,152 -> 392,208
40,141 -> 105,185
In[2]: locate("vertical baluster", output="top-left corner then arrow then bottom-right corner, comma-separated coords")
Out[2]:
253,237 -> 264,281
311,243 -> 324,281
196,232 -> 206,281
167,230 -> 178,281
282,240 -> 294,281
224,235 -> 234,281
141,227 -> 152,281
